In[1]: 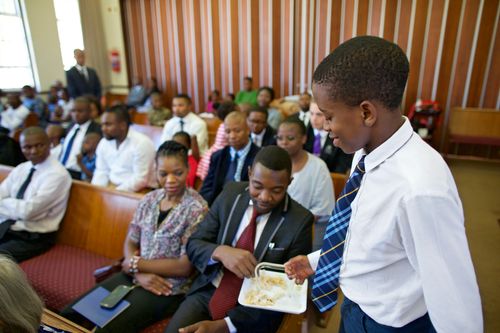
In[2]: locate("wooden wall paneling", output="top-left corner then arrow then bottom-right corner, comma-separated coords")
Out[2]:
368,0 -> 383,36
329,0 -> 342,52
403,0 -> 430,114
466,0 -> 498,107
272,0 -> 281,94
382,0 -> 397,41
356,0 -> 369,36
292,0 -> 301,94
419,0 -> 446,100
447,0 -> 481,110
343,0 -> 355,42
481,6 -> 500,109
250,0 -> 260,89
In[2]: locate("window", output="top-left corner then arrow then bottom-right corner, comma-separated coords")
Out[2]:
0,0 -> 35,90
53,0 -> 84,71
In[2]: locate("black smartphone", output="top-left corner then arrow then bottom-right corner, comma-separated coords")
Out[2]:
100,285 -> 135,309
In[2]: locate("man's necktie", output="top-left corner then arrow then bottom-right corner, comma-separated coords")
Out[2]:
311,156 -> 366,312
224,154 -> 239,183
313,133 -> 322,156
209,208 -> 260,319
0,167 -> 36,238
60,127 -> 80,166
179,119 -> 185,132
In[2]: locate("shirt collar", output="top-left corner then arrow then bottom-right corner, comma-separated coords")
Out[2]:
313,128 -> 328,138
230,140 -> 252,160
75,64 -> 86,71
251,128 -> 266,140
361,117 -> 414,173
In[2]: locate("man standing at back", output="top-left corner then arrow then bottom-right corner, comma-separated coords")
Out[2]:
0,127 -> 71,262
66,49 -> 102,100
92,105 -> 155,192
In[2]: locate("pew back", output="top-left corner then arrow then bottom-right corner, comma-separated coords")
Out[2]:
57,181 -> 143,258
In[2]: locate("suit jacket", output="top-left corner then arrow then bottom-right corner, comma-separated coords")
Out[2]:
261,125 -> 277,147
304,126 -> 353,173
187,181 -> 313,332
199,143 -> 259,206
66,66 -> 102,99
66,120 -> 102,137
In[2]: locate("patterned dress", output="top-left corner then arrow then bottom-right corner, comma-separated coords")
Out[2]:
128,187 -> 208,294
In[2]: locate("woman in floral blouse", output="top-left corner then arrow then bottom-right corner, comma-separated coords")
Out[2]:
61,141 -> 208,332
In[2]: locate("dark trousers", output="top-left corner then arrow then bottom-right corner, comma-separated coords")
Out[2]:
0,229 -> 56,262
165,284 -> 283,333
339,297 -> 436,333
61,272 -> 184,333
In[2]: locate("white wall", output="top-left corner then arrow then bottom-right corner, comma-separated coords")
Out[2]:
21,0 -> 129,93
99,0 -> 129,94
22,0 -> 65,91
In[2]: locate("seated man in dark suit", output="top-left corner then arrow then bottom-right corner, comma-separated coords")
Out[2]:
165,146 -> 314,333
0,127 -> 72,262
66,49 -> 102,100
59,97 -> 102,180
247,106 -> 276,148
304,101 -> 353,173
200,111 -> 259,206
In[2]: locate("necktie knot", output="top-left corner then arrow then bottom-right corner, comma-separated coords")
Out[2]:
179,119 -> 185,131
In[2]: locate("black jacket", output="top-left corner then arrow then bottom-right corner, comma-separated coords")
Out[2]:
304,126 -> 353,173
66,66 -> 102,100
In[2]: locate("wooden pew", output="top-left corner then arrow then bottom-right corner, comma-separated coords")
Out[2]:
131,123 -> 164,148
445,107 -> 500,160
9,112 -> 40,141
0,166 -> 303,332
201,116 -> 222,147
331,172 -> 348,199
130,109 -> 150,125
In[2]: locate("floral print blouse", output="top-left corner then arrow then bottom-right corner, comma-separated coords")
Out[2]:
128,187 -> 208,294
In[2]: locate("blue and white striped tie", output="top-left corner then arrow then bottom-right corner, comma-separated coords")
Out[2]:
311,155 -> 366,312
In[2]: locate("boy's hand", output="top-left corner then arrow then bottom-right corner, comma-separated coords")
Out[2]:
284,255 -> 314,285
76,153 -> 83,164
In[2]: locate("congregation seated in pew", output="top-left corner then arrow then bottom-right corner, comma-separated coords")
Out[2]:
199,111 -> 259,206
92,104 -> 156,192
61,141 -> 208,332
0,127 -> 72,262
164,146 -> 313,333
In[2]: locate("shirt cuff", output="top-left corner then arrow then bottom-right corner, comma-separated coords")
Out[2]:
224,317 -> 237,333
307,250 -> 321,271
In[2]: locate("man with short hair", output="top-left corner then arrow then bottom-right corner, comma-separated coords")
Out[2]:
247,106 -> 276,148
0,127 -> 72,262
160,94 -> 209,154
22,85 -> 47,127
165,146 -> 313,333
200,111 -> 259,206
0,93 -> 30,132
289,92 -> 312,128
66,49 -> 102,100
59,97 -> 101,179
92,105 -> 156,192
235,77 -> 258,106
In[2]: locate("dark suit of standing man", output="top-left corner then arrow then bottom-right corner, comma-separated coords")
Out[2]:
66,49 -> 102,100
165,146 -> 313,333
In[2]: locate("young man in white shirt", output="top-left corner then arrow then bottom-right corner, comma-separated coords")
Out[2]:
285,36 -> 482,332
160,94 -> 208,155
0,93 -> 30,132
92,105 -> 155,192
0,127 -> 72,262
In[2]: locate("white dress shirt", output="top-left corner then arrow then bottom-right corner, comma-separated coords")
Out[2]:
228,141 -> 252,181
308,118 -> 482,332
209,200 -> 272,333
92,128 -> 156,192
0,104 -> 30,131
160,112 -> 209,155
75,64 -> 89,81
0,155 -> 72,233
312,128 -> 328,148
250,129 -> 266,148
288,153 -> 334,218
60,120 -> 92,171
298,110 -> 310,128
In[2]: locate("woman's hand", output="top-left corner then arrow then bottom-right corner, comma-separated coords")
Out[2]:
134,272 -> 173,296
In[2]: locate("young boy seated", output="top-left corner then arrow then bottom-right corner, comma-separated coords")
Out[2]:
76,132 -> 101,182
173,131 -> 199,188
45,124 -> 65,159
247,106 -> 276,148
147,92 -> 172,126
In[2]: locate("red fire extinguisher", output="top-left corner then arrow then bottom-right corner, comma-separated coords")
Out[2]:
110,49 -> 121,73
